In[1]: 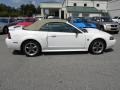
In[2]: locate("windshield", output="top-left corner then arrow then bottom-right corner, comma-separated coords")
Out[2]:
0,18 -> 16,23
93,17 -> 113,22
0,18 -> 8,23
73,18 -> 87,23
101,17 -> 113,22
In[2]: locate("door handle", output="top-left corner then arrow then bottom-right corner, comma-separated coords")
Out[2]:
51,35 -> 56,37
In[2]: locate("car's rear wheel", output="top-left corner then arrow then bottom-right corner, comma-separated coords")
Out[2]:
22,40 -> 41,57
3,26 -> 8,34
89,39 -> 105,54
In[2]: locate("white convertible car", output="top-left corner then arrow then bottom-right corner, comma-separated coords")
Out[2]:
6,19 -> 116,57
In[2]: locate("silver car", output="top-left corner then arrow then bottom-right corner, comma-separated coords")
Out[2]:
91,17 -> 119,34
0,18 -> 17,34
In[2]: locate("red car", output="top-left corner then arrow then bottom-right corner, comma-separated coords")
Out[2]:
17,18 -> 36,27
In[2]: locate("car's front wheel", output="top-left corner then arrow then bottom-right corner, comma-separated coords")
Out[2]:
22,40 -> 41,57
89,39 -> 105,54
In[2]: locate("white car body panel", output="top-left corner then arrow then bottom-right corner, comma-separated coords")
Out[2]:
5,22 -> 116,53
47,32 -> 86,49
8,25 -> 23,31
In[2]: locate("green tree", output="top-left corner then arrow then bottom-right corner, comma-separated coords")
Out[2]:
20,4 -> 36,16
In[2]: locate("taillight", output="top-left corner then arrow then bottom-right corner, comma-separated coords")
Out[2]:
8,32 -> 11,39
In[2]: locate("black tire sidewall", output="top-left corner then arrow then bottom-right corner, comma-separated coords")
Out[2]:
89,40 -> 105,54
22,41 -> 41,57
3,27 -> 8,34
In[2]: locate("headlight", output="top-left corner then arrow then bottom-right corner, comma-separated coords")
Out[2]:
110,36 -> 114,40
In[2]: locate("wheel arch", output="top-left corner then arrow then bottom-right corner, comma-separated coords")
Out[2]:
88,38 -> 107,51
20,39 -> 42,52
3,26 -> 8,33
100,25 -> 104,29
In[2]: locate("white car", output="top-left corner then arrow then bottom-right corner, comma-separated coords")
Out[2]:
8,25 -> 23,31
112,16 -> 120,23
5,19 -> 116,57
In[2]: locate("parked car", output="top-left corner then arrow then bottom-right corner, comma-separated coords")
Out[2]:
91,17 -> 119,33
6,19 -> 116,57
72,18 -> 97,29
112,16 -> 120,23
8,25 -> 23,31
0,18 -> 19,34
9,18 -> 36,31
47,16 -> 59,19
16,18 -> 36,27
47,16 -> 55,19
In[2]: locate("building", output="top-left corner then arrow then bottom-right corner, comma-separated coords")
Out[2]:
40,1 -> 63,18
108,0 -> 120,18
40,0 -> 109,19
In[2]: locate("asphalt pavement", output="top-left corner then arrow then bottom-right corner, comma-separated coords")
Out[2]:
0,33 -> 120,90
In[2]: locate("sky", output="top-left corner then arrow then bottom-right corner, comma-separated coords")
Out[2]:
0,0 -> 62,7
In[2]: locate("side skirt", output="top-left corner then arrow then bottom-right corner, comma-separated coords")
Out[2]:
42,49 -> 88,52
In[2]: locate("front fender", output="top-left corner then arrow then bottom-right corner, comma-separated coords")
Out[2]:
84,33 -> 107,50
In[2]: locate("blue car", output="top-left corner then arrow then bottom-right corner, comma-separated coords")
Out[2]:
72,18 -> 96,29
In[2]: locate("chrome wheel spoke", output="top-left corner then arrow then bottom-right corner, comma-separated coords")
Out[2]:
25,42 -> 38,56
92,41 -> 104,54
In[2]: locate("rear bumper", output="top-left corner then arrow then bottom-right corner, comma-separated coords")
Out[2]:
5,38 -> 21,50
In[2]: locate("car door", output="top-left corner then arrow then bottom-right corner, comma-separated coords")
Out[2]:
41,22 -> 86,50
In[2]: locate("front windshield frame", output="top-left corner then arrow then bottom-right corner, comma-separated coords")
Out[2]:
93,17 -> 113,22
100,17 -> 113,22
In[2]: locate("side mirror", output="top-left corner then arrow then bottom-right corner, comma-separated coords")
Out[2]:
74,30 -> 81,34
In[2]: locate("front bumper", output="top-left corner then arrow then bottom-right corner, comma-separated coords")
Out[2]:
106,39 -> 116,49
104,26 -> 119,32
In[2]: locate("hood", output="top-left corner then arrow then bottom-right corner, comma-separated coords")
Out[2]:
84,28 -> 109,35
101,22 -> 118,25
73,22 -> 96,28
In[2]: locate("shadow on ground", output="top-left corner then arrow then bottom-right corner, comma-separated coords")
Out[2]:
0,33 -> 4,35
12,48 -> 114,56
104,48 -> 114,53
12,50 -> 24,55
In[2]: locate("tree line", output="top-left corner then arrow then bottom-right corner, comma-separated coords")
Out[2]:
0,4 -> 41,17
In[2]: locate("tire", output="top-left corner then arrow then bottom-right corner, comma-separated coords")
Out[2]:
3,26 -> 8,34
89,39 -> 105,54
100,26 -> 104,31
22,40 -> 41,57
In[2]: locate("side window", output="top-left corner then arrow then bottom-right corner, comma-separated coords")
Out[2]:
84,3 -> 87,7
73,3 -> 77,6
40,22 -> 80,33
63,23 -> 80,33
40,23 -> 50,31
96,4 -> 100,7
